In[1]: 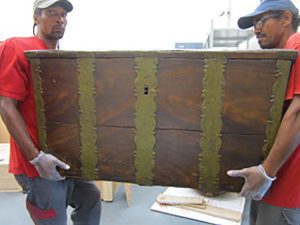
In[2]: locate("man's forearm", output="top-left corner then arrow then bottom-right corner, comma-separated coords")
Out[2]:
0,96 -> 39,160
263,95 -> 300,177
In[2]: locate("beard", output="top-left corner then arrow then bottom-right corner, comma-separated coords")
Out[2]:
258,42 -> 269,49
47,26 -> 66,40
257,32 -> 281,49
257,33 -> 271,49
258,40 -> 277,49
47,32 -> 64,40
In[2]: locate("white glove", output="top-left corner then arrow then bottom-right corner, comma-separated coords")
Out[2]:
227,164 -> 276,200
29,151 -> 70,181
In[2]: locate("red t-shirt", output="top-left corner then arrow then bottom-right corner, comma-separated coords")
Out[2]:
262,32 -> 300,208
0,36 -> 48,178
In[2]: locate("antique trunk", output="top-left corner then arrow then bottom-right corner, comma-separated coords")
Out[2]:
25,50 -> 297,196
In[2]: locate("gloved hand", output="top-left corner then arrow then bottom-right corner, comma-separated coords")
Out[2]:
227,164 -> 276,200
29,151 -> 70,181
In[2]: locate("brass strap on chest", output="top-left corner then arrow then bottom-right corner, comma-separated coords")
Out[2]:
199,57 -> 226,195
134,57 -> 158,185
77,58 -> 98,179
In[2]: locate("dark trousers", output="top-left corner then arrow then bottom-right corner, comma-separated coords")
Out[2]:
250,200 -> 300,225
15,175 -> 101,225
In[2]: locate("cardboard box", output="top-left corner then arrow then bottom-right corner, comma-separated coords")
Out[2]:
0,116 -> 9,143
0,117 -> 18,191
0,143 -> 21,191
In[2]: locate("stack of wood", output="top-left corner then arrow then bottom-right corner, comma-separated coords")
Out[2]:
151,187 -> 245,225
156,193 -> 242,222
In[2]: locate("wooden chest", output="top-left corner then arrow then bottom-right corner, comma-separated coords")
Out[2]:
25,50 -> 296,196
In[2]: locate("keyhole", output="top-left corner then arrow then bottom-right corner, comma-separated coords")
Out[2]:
144,87 -> 149,95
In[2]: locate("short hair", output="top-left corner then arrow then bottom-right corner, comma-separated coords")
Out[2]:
268,10 -> 299,32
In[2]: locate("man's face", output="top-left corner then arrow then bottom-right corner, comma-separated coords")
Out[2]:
35,5 -> 68,40
253,12 -> 285,49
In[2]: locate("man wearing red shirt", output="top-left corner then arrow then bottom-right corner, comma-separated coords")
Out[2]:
0,0 -> 101,224
227,0 -> 300,224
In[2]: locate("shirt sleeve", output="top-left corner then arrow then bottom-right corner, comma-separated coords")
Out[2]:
0,40 -> 29,101
285,34 -> 300,99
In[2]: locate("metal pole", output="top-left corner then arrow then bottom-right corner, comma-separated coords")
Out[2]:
209,19 -> 214,48
227,0 -> 232,28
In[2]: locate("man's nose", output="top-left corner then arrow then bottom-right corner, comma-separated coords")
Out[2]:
55,15 -> 66,24
253,26 -> 261,35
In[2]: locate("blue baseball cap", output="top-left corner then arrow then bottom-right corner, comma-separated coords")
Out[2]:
238,0 -> 299,29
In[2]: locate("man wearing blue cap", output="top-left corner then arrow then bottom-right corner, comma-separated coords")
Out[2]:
0,0 -> 101,224
227,0 -> 300,224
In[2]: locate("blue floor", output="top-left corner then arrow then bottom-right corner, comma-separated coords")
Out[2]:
0,184 -> 250,225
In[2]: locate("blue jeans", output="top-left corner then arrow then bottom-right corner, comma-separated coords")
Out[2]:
15,175 -> 101,225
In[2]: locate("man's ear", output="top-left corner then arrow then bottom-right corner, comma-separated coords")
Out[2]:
33,14 -> 41,25
33,15 -> 39,26
282,10 -> 293,28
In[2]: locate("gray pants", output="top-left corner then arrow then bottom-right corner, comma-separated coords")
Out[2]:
250,200 -> 300,225
15,174 -> 101,225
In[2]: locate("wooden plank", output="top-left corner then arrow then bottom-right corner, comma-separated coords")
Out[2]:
95,181 -> 120,202
178,204 -> 242,222
25,50 -> 298,61
124,183 -> 132,207
156,193 -> 204,205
